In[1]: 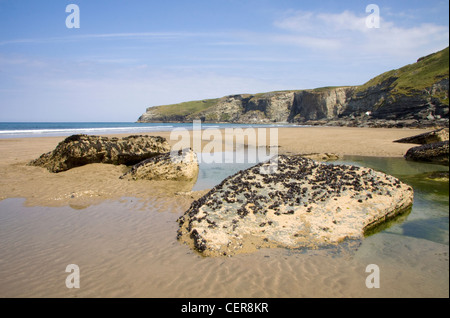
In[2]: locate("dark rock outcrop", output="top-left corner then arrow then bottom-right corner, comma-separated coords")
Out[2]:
341,78 -> 449,122
29,134 -> 170,173
394,128 -> 449,145
404,140 -> 449,165
177,155 -> 414,257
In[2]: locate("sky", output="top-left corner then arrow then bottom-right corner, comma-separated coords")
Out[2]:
0,0 -> 448,122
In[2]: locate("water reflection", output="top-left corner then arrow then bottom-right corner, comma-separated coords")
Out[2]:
332,156 -> 448,245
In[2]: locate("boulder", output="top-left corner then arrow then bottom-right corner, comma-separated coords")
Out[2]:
29,134 -> 170,173
121,148 -> 199,181
404,140 -> 449,165
177,155 -> 414,256
394,128 -> 449,144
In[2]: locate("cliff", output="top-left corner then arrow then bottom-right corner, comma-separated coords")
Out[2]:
137,47 -> 449,127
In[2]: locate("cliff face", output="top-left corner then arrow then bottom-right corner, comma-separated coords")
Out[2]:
343,77 -> 449,121
198,92 -> 297,123
137,47 -> 449,127
290,87 -> 355,122
137,88 -> 359,124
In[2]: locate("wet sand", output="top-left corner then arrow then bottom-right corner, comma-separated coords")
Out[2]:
0,126 -> 448,298
0,197 -> 447,298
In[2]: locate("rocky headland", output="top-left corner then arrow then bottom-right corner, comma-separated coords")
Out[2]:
177,155 -> 414,257
138,47 -> 449,128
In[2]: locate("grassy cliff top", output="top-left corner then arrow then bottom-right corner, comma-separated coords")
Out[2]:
356,46 -> 449,95
145,87 -> 349,115
146,98 -> 220,117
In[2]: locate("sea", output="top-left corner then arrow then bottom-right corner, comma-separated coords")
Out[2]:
0,122 -> 299,139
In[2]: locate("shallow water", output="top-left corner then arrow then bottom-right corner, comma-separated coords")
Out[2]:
0,156 -> 448,298
193,149 -> 274,191
338,156 -> 449,246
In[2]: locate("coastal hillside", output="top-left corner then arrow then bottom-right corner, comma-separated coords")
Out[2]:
137,47 -> 449,128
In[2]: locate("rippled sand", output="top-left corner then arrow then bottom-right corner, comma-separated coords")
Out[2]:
0,127 -> 448,297
0,198 -> 447,298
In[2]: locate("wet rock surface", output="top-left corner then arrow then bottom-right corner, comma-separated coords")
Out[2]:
423,171 -> 449,181
404,140 -> 449,165
305,117 -> 449,129
29,134 -> 170,173
121,148 -> 199,181
177,155 -> 414,257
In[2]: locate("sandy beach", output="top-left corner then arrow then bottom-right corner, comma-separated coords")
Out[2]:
0,126 -> 428,207
0,126 -> 448,298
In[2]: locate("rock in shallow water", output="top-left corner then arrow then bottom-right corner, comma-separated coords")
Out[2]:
121,148 -> 199,181
404,140 -> 449,165
29,134 -> 170,173
177,155 -> 414,257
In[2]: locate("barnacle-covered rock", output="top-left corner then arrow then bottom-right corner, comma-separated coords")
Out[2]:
29,134 -> 170,172
177,155 -> 414,257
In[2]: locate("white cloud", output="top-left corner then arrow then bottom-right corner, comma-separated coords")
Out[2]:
275,10 -> 368,33
272,9 -> 449,59
364,23 -> 449,52
317,10 -> 368,32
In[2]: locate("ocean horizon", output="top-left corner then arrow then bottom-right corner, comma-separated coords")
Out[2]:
0,122 -> 300,139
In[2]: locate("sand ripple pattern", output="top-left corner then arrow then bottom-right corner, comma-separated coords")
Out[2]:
0,198 -> 447,298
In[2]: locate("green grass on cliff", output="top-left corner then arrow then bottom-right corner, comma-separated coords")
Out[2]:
311,86 -> 347,92
356,47 -> 449,98
149,98 -> 219,117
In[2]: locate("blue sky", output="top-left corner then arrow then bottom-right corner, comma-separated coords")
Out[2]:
0,0 -> 448,122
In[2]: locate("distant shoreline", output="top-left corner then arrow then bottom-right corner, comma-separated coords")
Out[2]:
0,122 -> 300,139
0,125 -> 431,158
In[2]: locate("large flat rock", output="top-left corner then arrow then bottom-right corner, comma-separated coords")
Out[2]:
29,134 -> 170,173
177,155 -> 414,256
